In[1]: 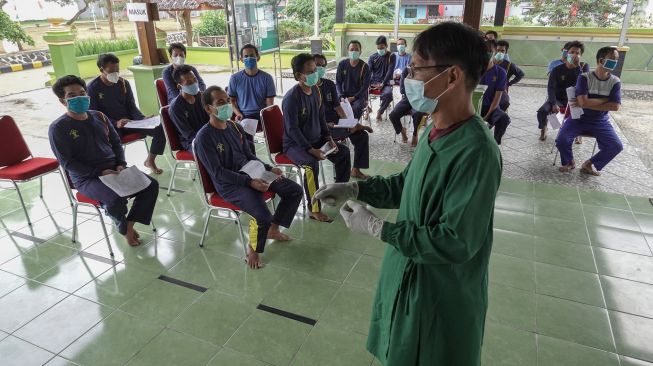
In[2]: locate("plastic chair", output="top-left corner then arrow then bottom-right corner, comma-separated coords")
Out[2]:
159,106 -> 196,196
155,78 -> 168,108
191,141 -> 275,254
0,115 -> 70,226
365,87 -> 393,123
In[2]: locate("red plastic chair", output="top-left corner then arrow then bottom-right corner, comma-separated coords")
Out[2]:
365,87 -> 393,123
155,78 -> 168,108
160,106 -> 196,196
191,141 -> 275,254
0,115 -> 69,226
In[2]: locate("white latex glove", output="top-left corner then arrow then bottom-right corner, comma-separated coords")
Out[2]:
312,182 -> 359,207
339,200 -> 384,239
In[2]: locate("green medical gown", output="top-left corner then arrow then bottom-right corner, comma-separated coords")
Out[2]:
357,115 -> 502,366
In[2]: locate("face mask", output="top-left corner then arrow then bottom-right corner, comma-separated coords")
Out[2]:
377,48 -> 387,56
173,56 -> 185,66
404,68 -> 450,114
66,96 -> 91,114
215,104 -> 233,121
349,51 -> 360,61
304,71 -> 319,87
494,52 -> 505,62
398,45 -> 406,54
316,66 -> 326,79
181,82 -> 200,96
243,57 -> 257,70
106,72 -> 120,84
561,50 -> 568,59
602,59 -> 618,71
566,54 -> 577,64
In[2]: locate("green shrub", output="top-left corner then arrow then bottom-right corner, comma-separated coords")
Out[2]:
75,37 -> 138,57
196,10 -> 227,36
278,19 -> 311,43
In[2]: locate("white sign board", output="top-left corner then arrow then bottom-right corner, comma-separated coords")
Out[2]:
126,3 -> 149,22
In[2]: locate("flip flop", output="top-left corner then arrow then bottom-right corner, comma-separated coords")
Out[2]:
581,167 -> 601,176
309,214 -> 334,223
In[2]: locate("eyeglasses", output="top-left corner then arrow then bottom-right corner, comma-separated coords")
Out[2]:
407,64 -> 452,79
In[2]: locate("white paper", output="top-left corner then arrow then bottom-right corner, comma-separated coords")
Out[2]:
99,166 -> 151,197
239,118 -> 259,136
339,99 -> 355,120
124,116 -> 160,129
565,87 -> 584,119
334,119 -> 358,128
547,113 -> 562,129
239,160 -> 279,183
320,142 -> 337,157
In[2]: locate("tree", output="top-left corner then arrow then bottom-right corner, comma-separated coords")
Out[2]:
196,10 -> 227,36
0,10 -> 35,48
283,0 -> 394,33
45,0 -> 93,25
513,0 -> 645,27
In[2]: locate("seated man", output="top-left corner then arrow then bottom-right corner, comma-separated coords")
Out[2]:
336,40 -> 370,121
548,41 -> 574,74
485,30 -> 498,41
162,42 -> 206,104
556,47 -> 623,176
168,65 -> 209,151
283,53 -> 351,223
480,40 -> 511,145
537,40 -> 589,140
389,67 -> 428,146
368,36 -> 396,122
88,53 -> 166,174
228,43 -> 276,151
495,40 -> 525,94
194,86 -> 303,269
314,53 -> 373,179
49,75 -> 159,247
393,38 -> 412,78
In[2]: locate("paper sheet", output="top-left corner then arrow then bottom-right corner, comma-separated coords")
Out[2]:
124,116 -> 160,129
547,113 -> 562,129
239,118 -> 259,137
340,99 -> 355,120
99,166 -> 151,197
334,119 -> 358,128
239,160 -> 280,183
320,142 -> 337,157
565,87 -> 584,120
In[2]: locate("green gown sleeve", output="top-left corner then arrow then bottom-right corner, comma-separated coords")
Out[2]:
356,160 -> 412,209
381,145 -> 501,265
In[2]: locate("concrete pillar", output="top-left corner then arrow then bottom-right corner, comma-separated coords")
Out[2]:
463,0 -> 483,29
128,65 -> 167,116
494,0 -> 507,27
43,28 -> 79,79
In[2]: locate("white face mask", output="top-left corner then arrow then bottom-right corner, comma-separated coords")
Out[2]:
106,72 -> 120,84
173,56 -> 185,66
404,68 -> 451,114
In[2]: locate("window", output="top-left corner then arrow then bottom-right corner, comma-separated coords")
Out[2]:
405,8 -> 417,19
427,5 -> 438,17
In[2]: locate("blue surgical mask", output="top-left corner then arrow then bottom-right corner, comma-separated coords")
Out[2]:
561,50 -> 568,59
349,51 -> 360,61
404,68 -> 450,114
181,82 -> 200,96
304,71 -> 319,87
602,58 -> 618,71
398,45 -> 406,54
66,96 -> 90,114
316,66 -> 326,79
243,57 -> 257,70
494,52 -> 505,62
215,104 -> 233,121
377,48 -> 387,56
566,54 -> 575,64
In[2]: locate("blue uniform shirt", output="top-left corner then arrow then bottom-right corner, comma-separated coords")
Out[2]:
547,63 -> 590,105
88,76 -> 144,126
282,84 -> 329,151
48,111 -> 126,186
168,94 -> 210,151
547,59 -> 564,74
393,52 -> 412,74
335,59 -> 370,101
162,64 -> 206,104
479,65 -> 507,107
575,72 -> 621,123
227,69 -> 276,117
318,78 -> 340,123
368,52 -> 396,86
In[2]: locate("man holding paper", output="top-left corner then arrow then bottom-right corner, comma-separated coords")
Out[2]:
556,46 -> 623,175
194,86 -> 303,269
336,40 -> 371,121
315,53 -> 373,180
283,53 -> 352,223
388,67 -> 428,146
168,65 -> 210,151
87,53 -> 166,174
49,75 -> 159,247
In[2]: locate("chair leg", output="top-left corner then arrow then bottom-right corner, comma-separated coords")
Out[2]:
320,162 -> 326,185
95,207 -> 114,257
39,176 -> 43,198
168,162 -> 179,196
235,213 -> 247,257
58,171 -> 74,208
11,181 -> 31,226
552,150 -> 559,166
591,140 -> 597,156
143,138 -> 150,153
199,208 -> 213,248
72,204 -> 78,243
151,220 -> 157,232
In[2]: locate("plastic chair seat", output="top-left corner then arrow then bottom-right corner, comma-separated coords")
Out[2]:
120,132 -> 145,144
175,150 -> 194,161
274,153 -> 295,165
209,190 -> 275,211
0,157 -> 59,181
75,191 -> 101,207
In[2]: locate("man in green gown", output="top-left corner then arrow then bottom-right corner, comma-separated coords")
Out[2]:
314,22 -> 502,365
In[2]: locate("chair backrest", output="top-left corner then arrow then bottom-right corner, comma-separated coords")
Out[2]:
155,78 -> 168,108
472,85 -> 487,116
0,115 -> 31,167
260,105 -> 284,155
159,106 -> 184,152
191,140 -> 216,196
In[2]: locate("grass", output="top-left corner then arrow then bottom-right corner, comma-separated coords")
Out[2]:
74,37 -> 138,57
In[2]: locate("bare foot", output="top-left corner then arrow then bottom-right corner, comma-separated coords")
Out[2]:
558,162 -> 576,173
411,136 -> 418,147
539,127 -> 547,141
124,228 -> 141,247
144,160 -> 163,174
400,127 -> 408,143
351,168 -> 370,180
246,246 -> 263,269
376,113 -> 382,123
575,136 -> 583,144
267,228 -> 292,241
309,212 -> 333,223
581,160 -> 600,176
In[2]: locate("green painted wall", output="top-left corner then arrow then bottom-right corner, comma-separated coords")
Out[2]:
184,47 -> 336,69
76,49 -> 140,80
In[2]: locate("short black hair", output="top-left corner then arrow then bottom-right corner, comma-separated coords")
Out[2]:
291,53 -> 314,81
485,30 -> 498,39
173,64 -> 195,84
497,40 -> 509,50
566,40 -> 585,55
413,22 -> 489,90
596,46 -> 618,62
562,41 -> 573,50
240,43 -> 259,58
348,40 -> 362,50
52,75 -> 87,99
202,85 -> 226,108
397,38 -> 407,44
485,39 -> 497,52
167,42 -> 186,56
313,53 -> 327,65
376,35 -> 388,46
97,53 -> 120,69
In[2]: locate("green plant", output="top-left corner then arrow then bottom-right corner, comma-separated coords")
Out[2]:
74,37 -> 138,57
322,33 -> 336,51
278,19 -> 311,43
0,10 -> 35,46
196,10 -> 227,37
511,0 -> 646,27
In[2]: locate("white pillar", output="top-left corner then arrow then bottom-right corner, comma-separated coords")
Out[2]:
619,0 -> 635,46
314,0 -> 320,38
393,0 -> 401,41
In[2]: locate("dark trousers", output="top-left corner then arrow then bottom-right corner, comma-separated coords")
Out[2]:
76,175 -> 159,235
377,85 -> 393,115
481,105 -> 511,145
285,142 -> 351,213
242,113 -> 261,155
331,128 -> 370,169
220,177 -> 303,253
118,124 -> 166,155
555,118 -> 623,170
389,98 -> 427,136
537,101 -> 565,130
